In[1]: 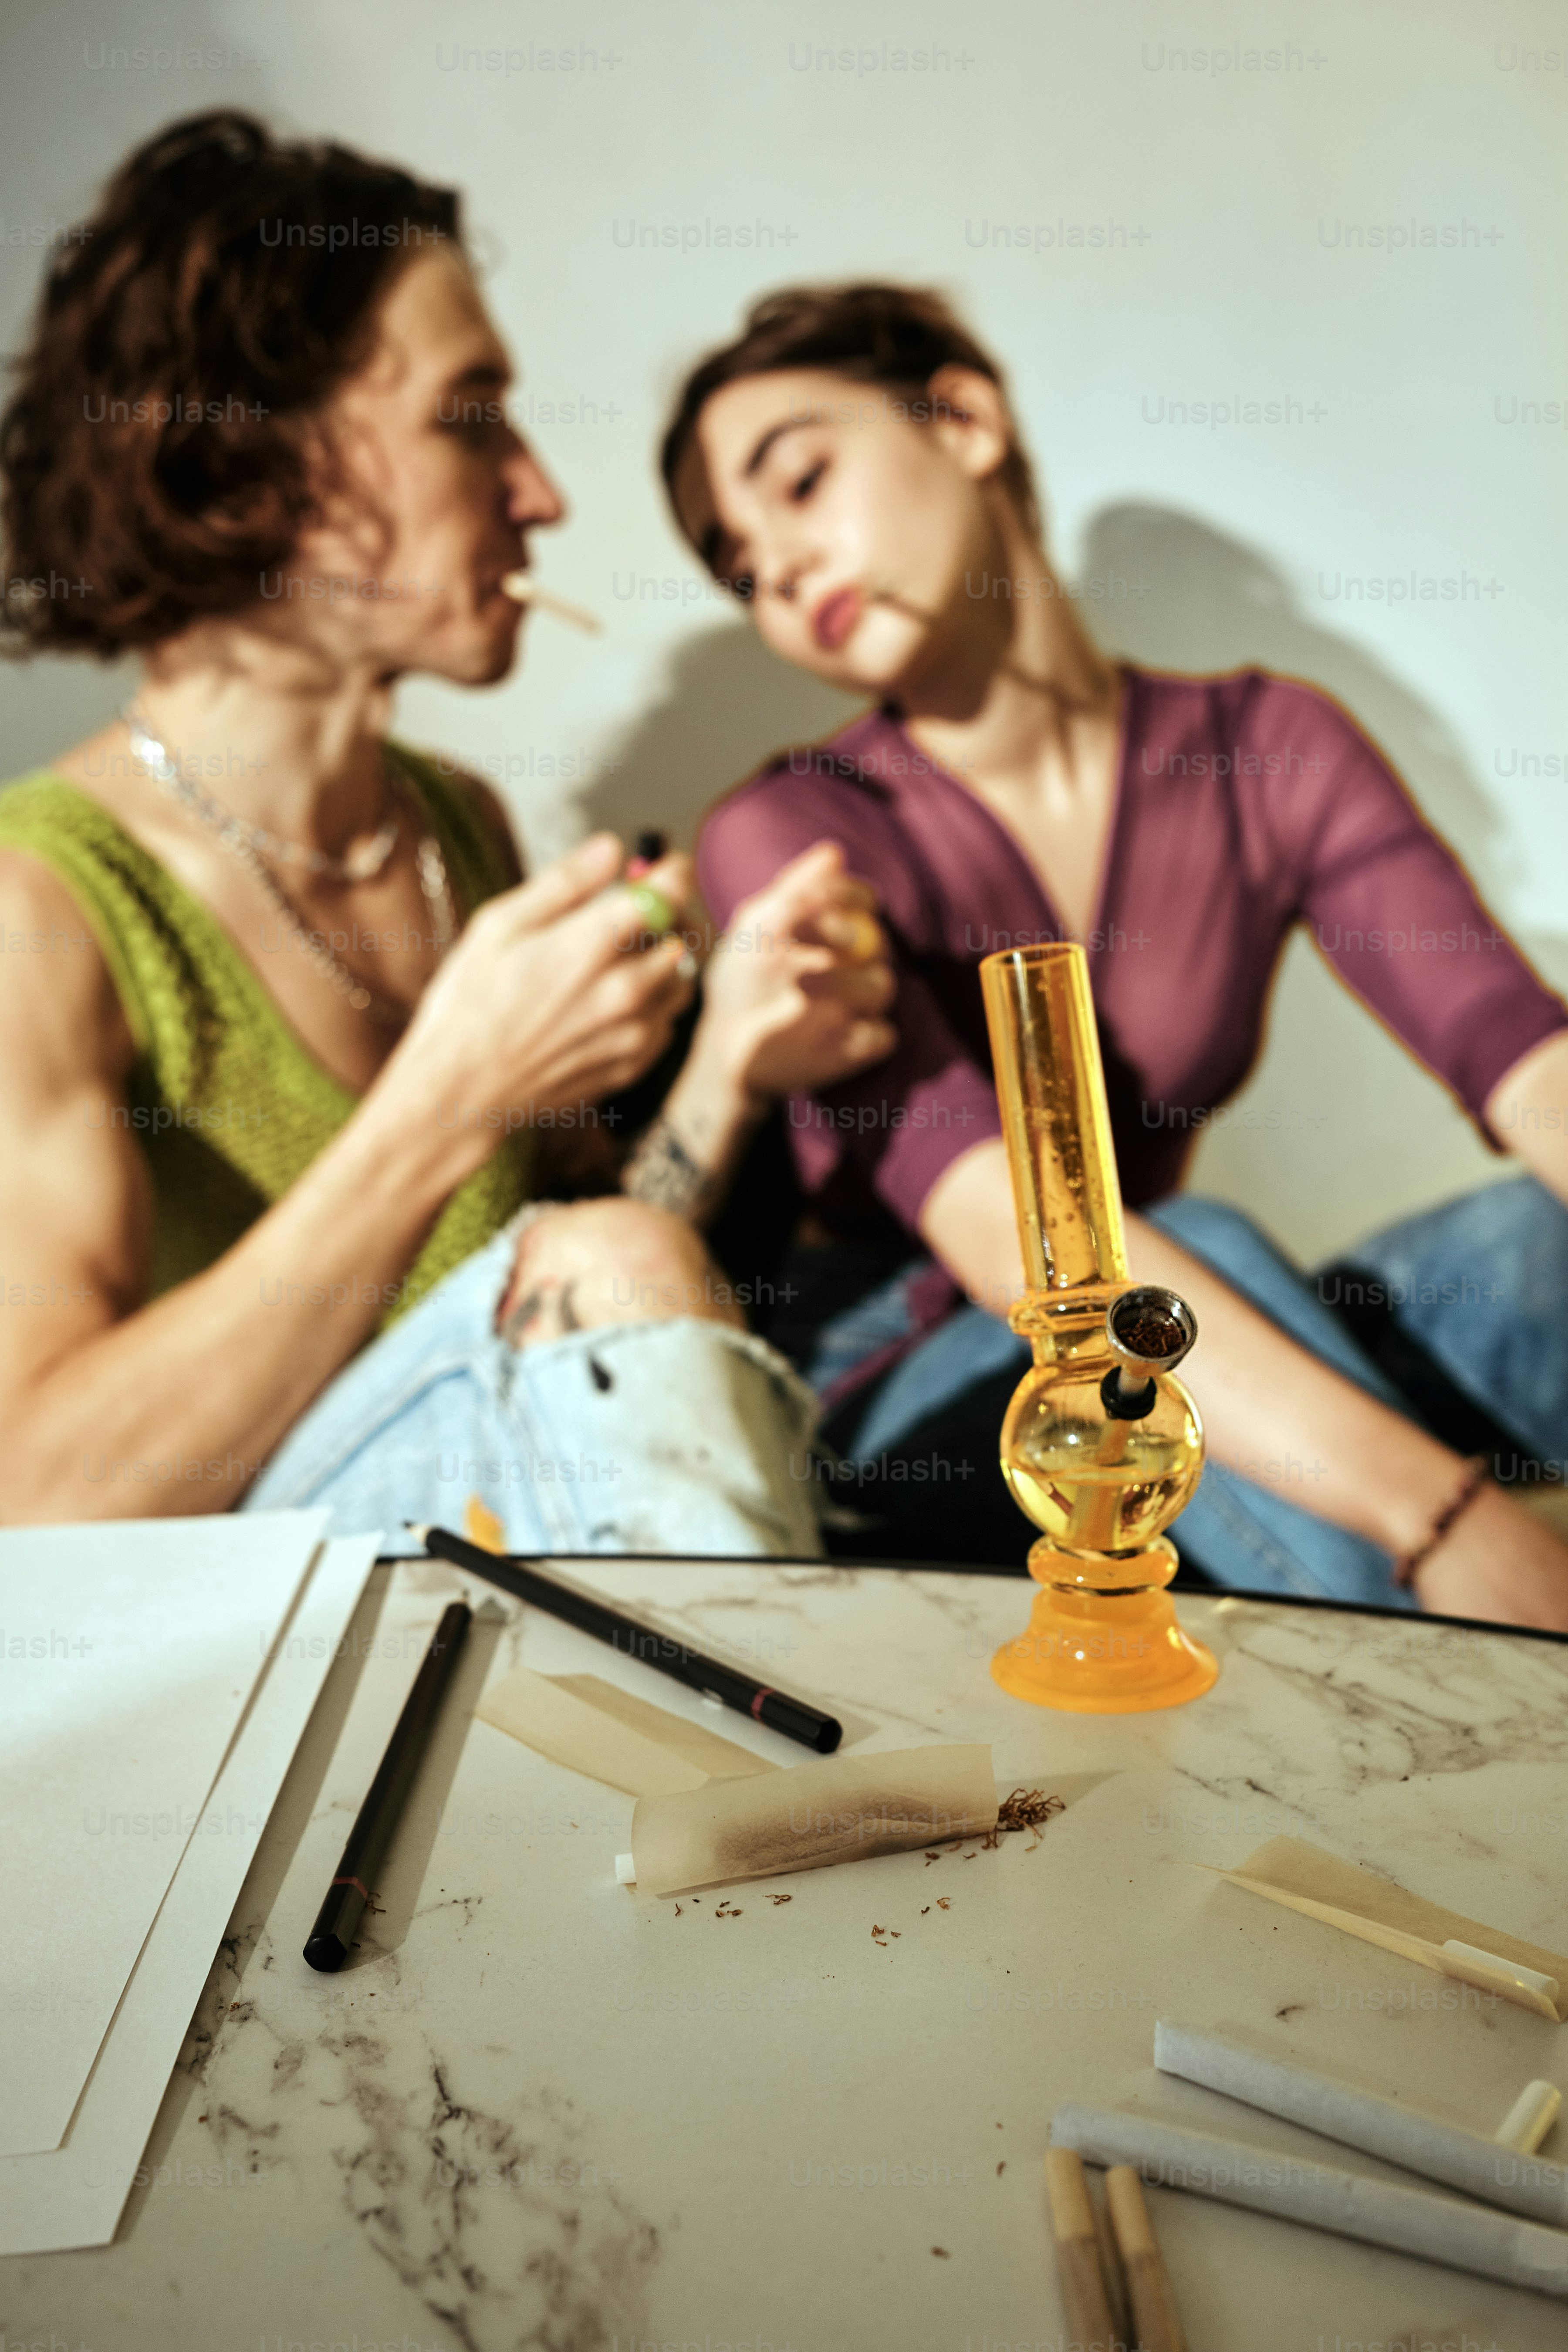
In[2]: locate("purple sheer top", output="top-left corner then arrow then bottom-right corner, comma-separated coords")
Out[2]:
697,666 -> 1567,1241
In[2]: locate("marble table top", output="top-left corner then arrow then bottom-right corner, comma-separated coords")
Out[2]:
7,1556 -> 1568,2352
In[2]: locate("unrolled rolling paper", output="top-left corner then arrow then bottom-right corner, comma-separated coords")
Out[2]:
477,1663 -> 777,1798
1230,1837 -> 1568,2014
1155,2017 -> 1568,2229
1051,2102 -> 1568,2302
627,1744 -> 998,1897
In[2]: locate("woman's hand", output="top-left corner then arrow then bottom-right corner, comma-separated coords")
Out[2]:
614,841 -> 897,1226
692,840 -> 896,1107
383,833 -> 698,1151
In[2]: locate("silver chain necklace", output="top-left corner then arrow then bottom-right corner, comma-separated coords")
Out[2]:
126,704 -> 457,1026
124,702 -> 400,881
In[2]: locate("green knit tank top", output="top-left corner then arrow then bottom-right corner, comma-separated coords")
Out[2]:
0,746 -> 531,1322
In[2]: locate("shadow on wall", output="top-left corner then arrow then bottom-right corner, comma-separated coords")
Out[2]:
1080,501 -> 1520,919
584,622 -> 863,848
1079,499 -> 1568,993
1080,502 -> 1568,1255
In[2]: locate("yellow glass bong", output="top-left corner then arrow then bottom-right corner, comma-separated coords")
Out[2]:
982,944 -> 1219,1713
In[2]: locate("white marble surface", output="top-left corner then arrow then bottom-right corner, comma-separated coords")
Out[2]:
7,1558 -> 1568,2352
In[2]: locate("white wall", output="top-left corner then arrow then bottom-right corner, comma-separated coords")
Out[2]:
4,0 -> 1566,1261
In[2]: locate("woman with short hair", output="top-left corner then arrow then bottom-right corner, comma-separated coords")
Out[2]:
664,280 -> 1568,1622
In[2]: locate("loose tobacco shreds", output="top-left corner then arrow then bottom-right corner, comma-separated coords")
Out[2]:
981,1789 -> 1066,1850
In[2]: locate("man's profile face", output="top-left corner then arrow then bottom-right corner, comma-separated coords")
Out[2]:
280,246 -> 565,686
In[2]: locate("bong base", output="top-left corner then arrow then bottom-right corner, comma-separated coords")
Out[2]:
990,1553 -> 1218,1714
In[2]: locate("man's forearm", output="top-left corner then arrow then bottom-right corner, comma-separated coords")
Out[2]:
4,1084 -> 493,1523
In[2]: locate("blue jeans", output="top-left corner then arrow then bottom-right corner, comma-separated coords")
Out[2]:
809,1177 -> 1568,1607
244,1224 -> 823,1556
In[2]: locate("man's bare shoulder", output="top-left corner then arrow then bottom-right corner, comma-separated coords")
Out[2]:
0,846 -> 135,1084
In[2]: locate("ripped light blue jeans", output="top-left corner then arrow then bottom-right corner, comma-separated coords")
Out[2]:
243,1223 -> 823,1556
814,1178 -> 1568,1609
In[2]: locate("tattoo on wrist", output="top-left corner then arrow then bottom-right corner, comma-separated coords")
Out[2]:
622,1115 -> 718,1220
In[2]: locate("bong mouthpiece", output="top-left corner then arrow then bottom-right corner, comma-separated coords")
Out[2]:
1101,1286 -> 1198,1420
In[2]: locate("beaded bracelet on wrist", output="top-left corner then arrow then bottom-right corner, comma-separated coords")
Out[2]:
1392,1454 -> 1490,1588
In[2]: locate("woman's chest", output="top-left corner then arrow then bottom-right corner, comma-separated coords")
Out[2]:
891,772 -> 1298,1099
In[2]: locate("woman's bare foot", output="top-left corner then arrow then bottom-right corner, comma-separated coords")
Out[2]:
496,1197 -> 748,1351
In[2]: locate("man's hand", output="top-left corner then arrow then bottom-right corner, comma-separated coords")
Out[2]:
389,833 -> 699,1142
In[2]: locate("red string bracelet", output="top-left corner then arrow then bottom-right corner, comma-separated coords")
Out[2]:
1392,1455 -> 1490,1589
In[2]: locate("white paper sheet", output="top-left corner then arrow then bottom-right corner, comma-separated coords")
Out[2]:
0,1511 -> 328,2157
0,1524 -> 381,2257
